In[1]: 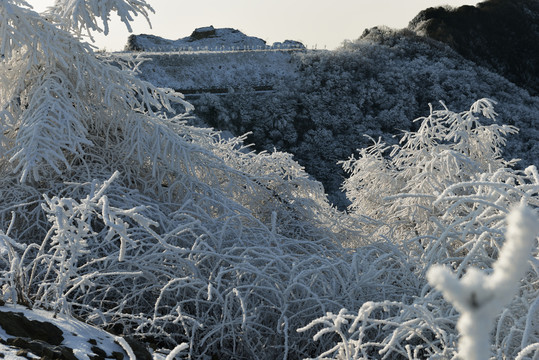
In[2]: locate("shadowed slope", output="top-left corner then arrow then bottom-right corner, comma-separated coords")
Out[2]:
409,0 -> 539,96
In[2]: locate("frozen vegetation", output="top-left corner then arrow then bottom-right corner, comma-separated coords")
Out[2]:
0,0 -> 537,359
127,26 -> 539,208
120,50 -> 299,91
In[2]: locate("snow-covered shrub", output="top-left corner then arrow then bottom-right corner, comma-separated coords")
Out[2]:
341,98 -> 518,241
0,1 -> 417,358
301,101 -> 539,359
301,198 -> 538,360
0,163 -> 420,358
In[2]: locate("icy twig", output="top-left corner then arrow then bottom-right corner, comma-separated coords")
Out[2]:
427,205 -> 539,360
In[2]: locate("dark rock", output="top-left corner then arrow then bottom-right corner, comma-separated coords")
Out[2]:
15,349 -> 28,357
6,337 -> 77,360
8,338 -> 43,355
91,345 -> 107,357
190,25 -> 216,40
125,34 -> 142,51
0,311 -> 64,345
271,40 -> 305,49
124,34 -> 175,51
111,351 -> 124,360
59,347 -> 78,360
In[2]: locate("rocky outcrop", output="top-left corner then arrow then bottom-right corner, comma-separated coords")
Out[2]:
3,337 -> 79,360
271,40 -> 305,49
190,25 -> 217,40
124,26 -> 305,52
0,311 -> 64,345
0,307 -> 154,359
124,26 -> 268,52
0,311 -> 78,359
409,0 -> 539,96
125,33 -> 174,51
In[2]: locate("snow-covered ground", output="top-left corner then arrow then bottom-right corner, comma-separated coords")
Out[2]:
0,304 -> 180,359
123,49 -> 300,90
0,305 -> 130,359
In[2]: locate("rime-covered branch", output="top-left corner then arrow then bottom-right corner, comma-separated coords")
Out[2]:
427,205 -> 538,360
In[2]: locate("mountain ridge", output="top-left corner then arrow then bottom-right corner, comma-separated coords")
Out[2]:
125,25 -> 305,52
409,0 -> 539,96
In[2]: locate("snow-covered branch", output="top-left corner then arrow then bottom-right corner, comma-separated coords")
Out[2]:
427,205 -> 538,360
48,0 -> 154,38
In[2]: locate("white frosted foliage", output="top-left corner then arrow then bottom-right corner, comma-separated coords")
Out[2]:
49,0 -> 154,37
427,205 -> 539,360
165,343 -> 189,360
1,0 -> 539,357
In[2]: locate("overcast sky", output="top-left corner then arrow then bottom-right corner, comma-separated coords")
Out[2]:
27,0 -> 479,51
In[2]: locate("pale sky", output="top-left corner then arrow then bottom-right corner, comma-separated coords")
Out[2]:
27,0 -> 479,51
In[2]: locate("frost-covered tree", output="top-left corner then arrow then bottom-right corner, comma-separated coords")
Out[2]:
0,0 -> 192,183
341,99 -> 519,240
300,100 -> 539,359
47,0 -> 154,38
0,1 -> 382,358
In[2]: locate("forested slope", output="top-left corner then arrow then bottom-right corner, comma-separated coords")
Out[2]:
409,0 -> 539,96
128,27 -> 539,207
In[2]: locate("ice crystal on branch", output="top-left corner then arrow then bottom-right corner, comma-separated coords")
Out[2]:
427,205 -> 539,360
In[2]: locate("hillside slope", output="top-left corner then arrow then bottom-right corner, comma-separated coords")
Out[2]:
120,27 -> 539,207
130,50 -> 298,91
409,0 -> 539,96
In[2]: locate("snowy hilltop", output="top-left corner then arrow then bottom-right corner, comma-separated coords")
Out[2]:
125,25 -> 305,52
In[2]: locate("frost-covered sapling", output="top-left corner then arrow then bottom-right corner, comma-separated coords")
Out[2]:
341,98 -> 519,242
0,0 -> 191,183
427,205 -> 539,360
